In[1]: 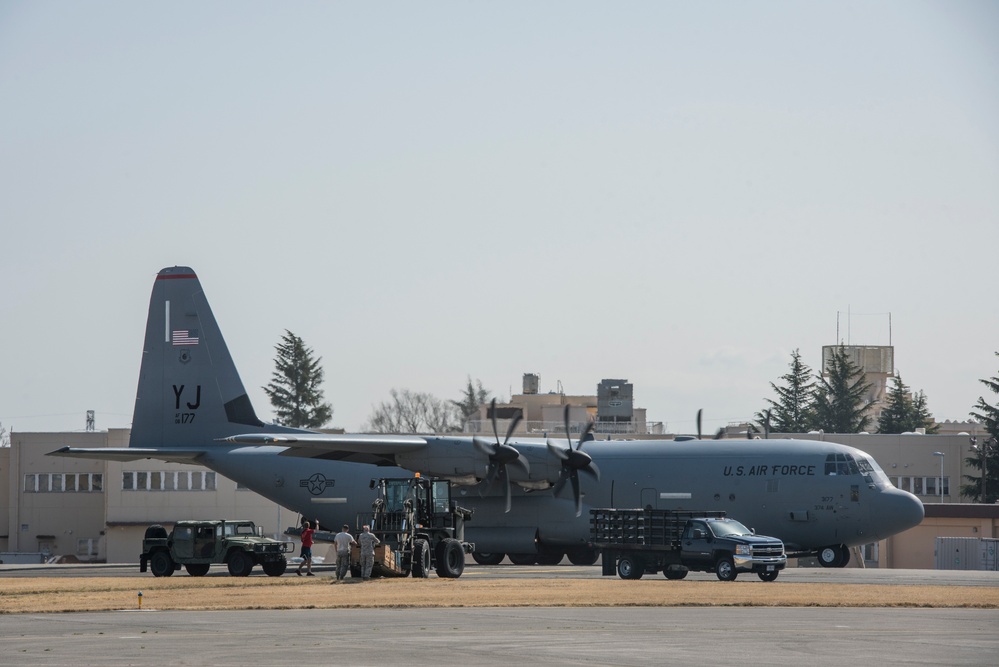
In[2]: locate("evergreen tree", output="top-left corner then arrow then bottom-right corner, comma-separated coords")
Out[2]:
262,330 -> 333,428
877,373 -> 939,434
909,390 -> 939,434
756,349 -> 815,433
451,376 -> 491,431
811,345 -> 873,433
877,374 -> 913,433
963,352 -> 999,503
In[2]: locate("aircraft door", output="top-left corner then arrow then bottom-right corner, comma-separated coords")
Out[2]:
640,488 -> 658,509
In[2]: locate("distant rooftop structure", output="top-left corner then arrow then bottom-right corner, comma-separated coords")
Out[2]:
467,373 -> 663,436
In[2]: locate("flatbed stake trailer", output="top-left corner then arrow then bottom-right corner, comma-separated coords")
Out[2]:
590,508 -> 787,581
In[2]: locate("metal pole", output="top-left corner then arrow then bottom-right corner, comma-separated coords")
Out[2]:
933,452 -> 945,503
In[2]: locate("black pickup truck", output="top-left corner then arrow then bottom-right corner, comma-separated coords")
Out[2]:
590,508 -> 787,581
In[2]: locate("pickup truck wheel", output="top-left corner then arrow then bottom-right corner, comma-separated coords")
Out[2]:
227,551 -> 254,577
185,563 -> 210,577
411,539 -> 431,578
617,556 -> 643,580
434,539 -> 465,578
262,556 -> 287,577
663,568 -> 688,580
758,570 -> 779,582
150,551 -> 174,577
471,552 -> 505,565
715,557 -> 737,581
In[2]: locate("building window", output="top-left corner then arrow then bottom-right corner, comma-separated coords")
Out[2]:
23,472 -> 103,493
122,470 -> 216,492
77,539 -> 98,556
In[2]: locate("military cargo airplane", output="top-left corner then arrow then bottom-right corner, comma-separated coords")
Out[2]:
52,266 -> 924,568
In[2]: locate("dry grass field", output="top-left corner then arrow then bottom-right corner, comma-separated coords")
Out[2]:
3,576 -> 998,614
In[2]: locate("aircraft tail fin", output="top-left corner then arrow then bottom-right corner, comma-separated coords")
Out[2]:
129,267 -> 294,448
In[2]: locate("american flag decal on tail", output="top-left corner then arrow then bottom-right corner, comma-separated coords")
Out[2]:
172,330 -> 200,346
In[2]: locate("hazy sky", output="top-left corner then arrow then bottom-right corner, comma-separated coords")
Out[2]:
2,1 -> 997,436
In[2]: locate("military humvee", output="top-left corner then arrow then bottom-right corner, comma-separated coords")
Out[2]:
140,520 -> 293,577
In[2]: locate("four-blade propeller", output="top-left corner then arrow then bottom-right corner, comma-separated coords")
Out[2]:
546,404 -> 600,517
473,399 -> 529,513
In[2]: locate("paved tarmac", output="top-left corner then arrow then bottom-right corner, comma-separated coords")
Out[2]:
3,563 -> 998,666
3,606 -> 998,666
4,561 -> 999,587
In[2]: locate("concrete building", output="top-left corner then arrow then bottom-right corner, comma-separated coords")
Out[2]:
2,430 -> 331,565
467,374 -> 662,436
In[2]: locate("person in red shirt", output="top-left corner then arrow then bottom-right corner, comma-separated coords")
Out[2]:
296,519 -> 318,576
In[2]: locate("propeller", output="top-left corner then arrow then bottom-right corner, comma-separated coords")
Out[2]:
546,404 -> 600,517
473,399 -> 529,513
696,408 -> 724,439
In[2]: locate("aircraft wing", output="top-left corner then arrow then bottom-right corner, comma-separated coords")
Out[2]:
221,433 -> 428,457
49,446 -> 207,464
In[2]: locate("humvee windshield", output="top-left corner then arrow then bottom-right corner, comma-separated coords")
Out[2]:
224,522 -> 257,537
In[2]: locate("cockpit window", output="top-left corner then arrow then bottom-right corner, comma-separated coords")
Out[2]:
824,453 -> 860,476
857,455 -> 890,488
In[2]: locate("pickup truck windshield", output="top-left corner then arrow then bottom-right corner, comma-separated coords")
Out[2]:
707,519 -> 752,537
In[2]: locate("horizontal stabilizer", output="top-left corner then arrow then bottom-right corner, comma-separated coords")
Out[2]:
49,446 -> 206,464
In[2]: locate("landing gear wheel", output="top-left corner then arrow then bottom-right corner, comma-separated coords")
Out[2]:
150,551 -> 174,577
227,551 -> 254,577
185,563 -> 210,577
262,556 -> 287,577
536,552 -> 564,565
471,552 -> 505,565
715,557 -> 737,581
818,544 -> 849,568
412,539 -> 431,578
663,568 -> 689,580
507,553 -> 537,565
758,570 -> 779,582
567,548 -> 599,566
617,556 -> 644,580
435,539 -> 465,578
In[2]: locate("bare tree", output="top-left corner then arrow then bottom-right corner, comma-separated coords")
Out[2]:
366,389 -> 459,433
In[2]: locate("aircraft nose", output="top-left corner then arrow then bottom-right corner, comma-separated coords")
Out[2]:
873,487 -> 924,540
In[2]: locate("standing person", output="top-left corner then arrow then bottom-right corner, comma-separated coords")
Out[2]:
296,519 -> 318,576
332,524 -> 356,582
357,524 -> 381,581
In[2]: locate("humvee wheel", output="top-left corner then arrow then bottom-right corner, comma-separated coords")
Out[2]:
412,539 -> 431,578
185,563 -> 210,577
227,551 -> 254,577
262,556 -> 287,577
150,551 -> 175,577
435,539 -> 465,578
